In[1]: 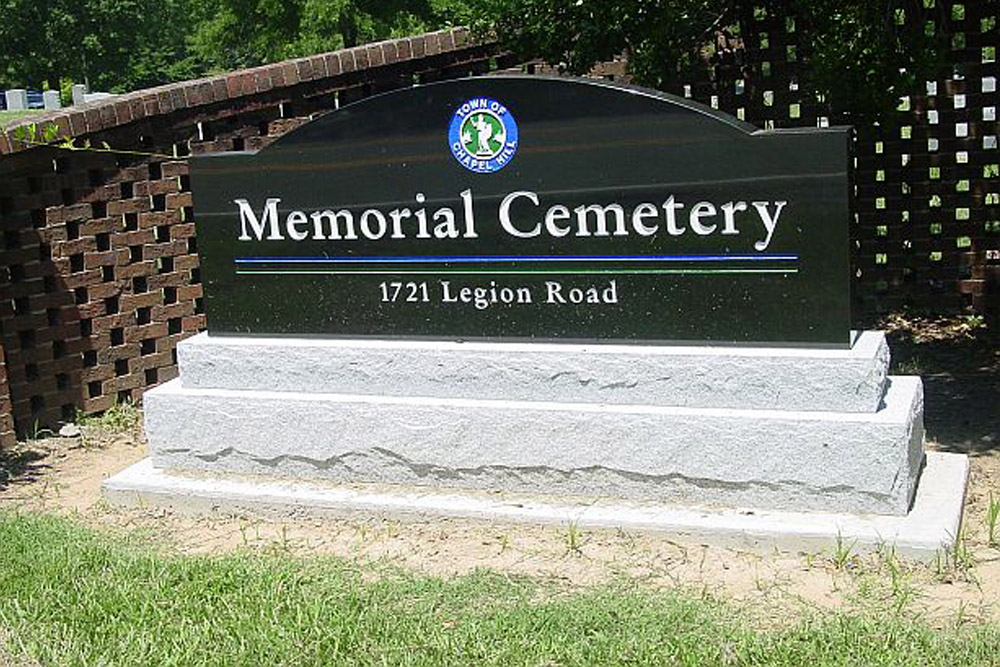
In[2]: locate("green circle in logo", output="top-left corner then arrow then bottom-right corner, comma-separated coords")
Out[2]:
459,111 -> 507,159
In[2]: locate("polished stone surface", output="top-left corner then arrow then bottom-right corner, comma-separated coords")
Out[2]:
191,76 -> 850,345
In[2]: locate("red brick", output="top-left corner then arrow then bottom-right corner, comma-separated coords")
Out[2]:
47,203 -> 91,224
156,90 -> 176,115
324,53 -> 343,77
170,223 -> 196,238
160,161 -> 189,178
173,255 -> 200,271
108,198 -> 151,216
169,86 -> 186,111
117,165 -> 150,181
84,108 -> 104,132
127,97 -> 146,121
282,62 -> 301,86
440,30 -> 456,52
184,82 -> 210,106
367,44 -> 385,68
453,27 -> 471,47
209,77 -> 229,102
115,230 -> 156,246
113,100 -> 134,125
353,47 -> 370,70
143,94 -> 161,116
411,36 -> 427,58
165,192 -> 193,209
426,32 -> 443,56
225,73 -> 242,99
295,58 -> 314,82
382,41 -> 400,65
81,395 -> 114,413
268,65 -> 286,88
151,302 -> 193,320
139,210 -> 182,227
341,50 -> 357,73
85,250 -> 120,268
253,69 -> 274,93
309,55 -> 329,79
177,284 -> 203,301
53,114 -> 72,138
121,292 -> 161,311
182,315 -> 206,331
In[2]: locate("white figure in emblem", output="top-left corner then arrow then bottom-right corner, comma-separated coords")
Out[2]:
473,114 -> 494,154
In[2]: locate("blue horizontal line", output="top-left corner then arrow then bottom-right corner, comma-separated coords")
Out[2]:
234,254 -> 798,264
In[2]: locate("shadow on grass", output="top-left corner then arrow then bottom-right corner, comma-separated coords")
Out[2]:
883,315 -> 999,456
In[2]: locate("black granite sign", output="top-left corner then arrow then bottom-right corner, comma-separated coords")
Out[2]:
191,76 -> 851,346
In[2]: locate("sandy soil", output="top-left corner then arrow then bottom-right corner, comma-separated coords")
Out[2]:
1,317 -> 998,626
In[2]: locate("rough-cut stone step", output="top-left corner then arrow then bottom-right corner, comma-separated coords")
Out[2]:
144,375 -> 924,516
177,331 -> 890,413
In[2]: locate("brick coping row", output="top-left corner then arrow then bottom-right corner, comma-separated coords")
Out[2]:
0,27 -> 475,156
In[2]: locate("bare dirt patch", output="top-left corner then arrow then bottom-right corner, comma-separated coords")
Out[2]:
1,315 -> 998,626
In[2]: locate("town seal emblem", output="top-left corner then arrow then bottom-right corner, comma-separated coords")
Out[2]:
448,97 -> 519,173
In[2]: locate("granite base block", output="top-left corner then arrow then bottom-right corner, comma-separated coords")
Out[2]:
177,331 -> 890,413
144,375 -> 925,516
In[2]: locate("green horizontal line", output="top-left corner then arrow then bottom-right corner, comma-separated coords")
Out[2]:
235,268 -> 798,276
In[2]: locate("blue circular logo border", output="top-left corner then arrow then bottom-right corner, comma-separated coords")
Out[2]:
448,98 -> 519,174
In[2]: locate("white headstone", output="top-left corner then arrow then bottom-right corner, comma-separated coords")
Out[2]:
5,89 -> 27,111
71,83 -> 87,106
42,90 -> 61,110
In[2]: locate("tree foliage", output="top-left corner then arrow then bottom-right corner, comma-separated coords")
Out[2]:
0,0 -> 955,121
0,0 -> 205,92
0,0 -> 463,93
188,0 -> 465,72
466,0 -> 953,122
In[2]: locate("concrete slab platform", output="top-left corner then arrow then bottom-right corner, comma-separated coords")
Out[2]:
103,451 -> 967,562
177,331 -> 890,412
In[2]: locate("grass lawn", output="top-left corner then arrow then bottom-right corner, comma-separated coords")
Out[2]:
0,513 -> 997,666
0,110 -> 44,127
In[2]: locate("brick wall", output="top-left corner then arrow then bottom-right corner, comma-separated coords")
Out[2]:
0,28 -> 511,438
527,4 -> 999,317
0,344 -> 14,447
691,3 -> 998,317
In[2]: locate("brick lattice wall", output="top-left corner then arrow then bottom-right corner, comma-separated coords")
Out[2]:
0,344 -> 14,446
530,3 -> 998,315
671,3 -> 996,315
0,13 -> 996,440
693,3 -> 998,316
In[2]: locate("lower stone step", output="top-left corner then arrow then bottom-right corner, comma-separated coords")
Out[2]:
144,375 -> 925,516
103,451 -> 968,562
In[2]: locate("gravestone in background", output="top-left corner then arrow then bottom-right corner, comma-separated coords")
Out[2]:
71,84 -> 87,106
4,89 -> 27,111
105,76 -> 967,557
42,91 -> 61,110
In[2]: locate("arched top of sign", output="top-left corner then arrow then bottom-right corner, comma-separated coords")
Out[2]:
266,76 -> 770,153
